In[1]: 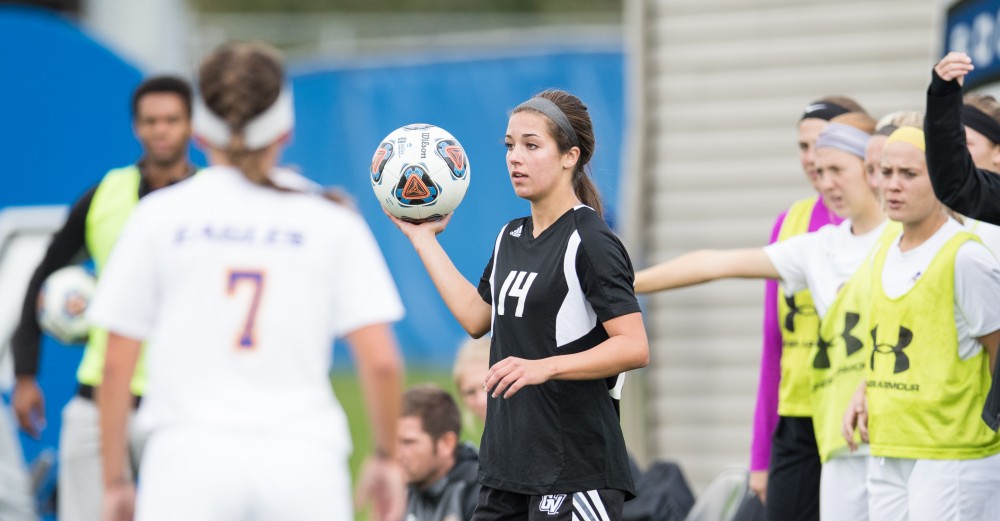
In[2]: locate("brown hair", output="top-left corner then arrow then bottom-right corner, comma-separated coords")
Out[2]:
513,89 -> 603,217
831,112 -> 877,134
198,43 -> 351,205
403,384 -> 462,444
816,95 -> 866,114
198,42 -> 285,189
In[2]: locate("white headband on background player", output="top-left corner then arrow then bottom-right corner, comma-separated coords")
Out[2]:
193,85 -> 295,150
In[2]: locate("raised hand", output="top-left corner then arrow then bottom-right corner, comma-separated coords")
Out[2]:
935,52 -> 975,85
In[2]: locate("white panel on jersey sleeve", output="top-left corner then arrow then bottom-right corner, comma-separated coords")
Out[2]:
609,374 -> 625,400
489,223 -> 508,334
555,231 -> 597,347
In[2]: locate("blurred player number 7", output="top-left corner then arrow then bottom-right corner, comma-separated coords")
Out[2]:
227,269 -> 264,350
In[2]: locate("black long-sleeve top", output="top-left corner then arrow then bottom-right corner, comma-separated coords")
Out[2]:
926,69 -> 1000,222
925,70 -> 1000,430
11,168 -> 156,377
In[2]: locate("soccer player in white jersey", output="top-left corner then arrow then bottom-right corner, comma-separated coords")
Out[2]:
390,89 -> 649,521
635,119 -> 894,520
842,127 -> 1000,521
88,43 -> 407,521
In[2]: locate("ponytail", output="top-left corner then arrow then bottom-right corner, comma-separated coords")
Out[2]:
573,170 -> 603,217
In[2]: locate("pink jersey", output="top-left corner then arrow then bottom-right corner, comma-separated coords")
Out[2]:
750,197 -> 841,471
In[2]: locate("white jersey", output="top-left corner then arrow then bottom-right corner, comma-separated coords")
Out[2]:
881,218 -> 1000,360
965,218 -> 1000,258
88,166 -> 404,452
764,218 -> 889,318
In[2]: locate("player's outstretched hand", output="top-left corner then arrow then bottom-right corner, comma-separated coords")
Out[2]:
841,381 -> 869,452
935,52 -> 974,85
13,377 -> 46,438
485,356 -> 552,399
355,456 -> 406,521
385,210 -> 453,242
102,482 -> 135,521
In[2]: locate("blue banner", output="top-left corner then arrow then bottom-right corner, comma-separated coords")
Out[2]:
945,0 -> 1000,89
285,50 -> 625,369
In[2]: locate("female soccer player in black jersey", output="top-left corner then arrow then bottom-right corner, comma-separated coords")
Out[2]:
389,89 -> 649,521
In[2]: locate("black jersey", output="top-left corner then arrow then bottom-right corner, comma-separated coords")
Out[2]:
476,206 -> 640,497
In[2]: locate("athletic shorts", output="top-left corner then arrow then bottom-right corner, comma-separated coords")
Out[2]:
472,485 -> 625,521
767,415 -> 821,521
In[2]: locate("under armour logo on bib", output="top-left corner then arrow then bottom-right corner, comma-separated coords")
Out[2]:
871,325 -> 912,374
784,294 -> 817,333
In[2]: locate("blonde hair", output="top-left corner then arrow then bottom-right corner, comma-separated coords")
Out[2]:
875,111 -> 924,136
452,336 -> 491,388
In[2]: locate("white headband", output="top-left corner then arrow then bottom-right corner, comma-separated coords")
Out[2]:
193,85 -> 294,150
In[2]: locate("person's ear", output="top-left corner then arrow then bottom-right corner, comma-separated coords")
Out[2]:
563,146 -> 580,170
438,431 -> 458,456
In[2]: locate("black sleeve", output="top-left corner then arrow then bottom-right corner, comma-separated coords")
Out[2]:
477,253 -> 494,305
575,215 -> 642,323
925,68 -> 1000,223
479,226 -> 509,305
11,186 -> 96,376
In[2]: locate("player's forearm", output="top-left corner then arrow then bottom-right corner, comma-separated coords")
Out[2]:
349,324 -> 404,458
98,333 -> 141,487
635,248 -> 779,294
634,250 -> 734,293
545,313 -> 649,380
410,234 -> 490,336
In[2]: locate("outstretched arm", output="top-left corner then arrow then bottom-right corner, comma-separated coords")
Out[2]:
387,213 -> 492,337
634,248 -> 779,294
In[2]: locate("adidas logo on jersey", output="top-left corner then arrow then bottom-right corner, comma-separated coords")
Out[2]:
509,225 -> 523,237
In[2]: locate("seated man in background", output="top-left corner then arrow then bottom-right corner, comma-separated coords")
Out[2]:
399,384 -> 479,521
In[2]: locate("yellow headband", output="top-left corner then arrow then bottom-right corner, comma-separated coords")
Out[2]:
884,126 -> 925,152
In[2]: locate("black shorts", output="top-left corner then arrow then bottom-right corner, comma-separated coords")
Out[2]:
766,416 -> 820,521
472,485 -> 625,521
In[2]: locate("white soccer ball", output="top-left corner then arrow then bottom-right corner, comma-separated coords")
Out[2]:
370,123 -> 471,222
37,265 -> 95,344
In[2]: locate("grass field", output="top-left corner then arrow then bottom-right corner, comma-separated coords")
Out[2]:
331,367 -> 484,519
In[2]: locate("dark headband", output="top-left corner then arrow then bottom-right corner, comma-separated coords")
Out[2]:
516,97 -> 580,147
874,124 -> 898,137
962,104 -> 1000,146
800,101 -> 851,122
